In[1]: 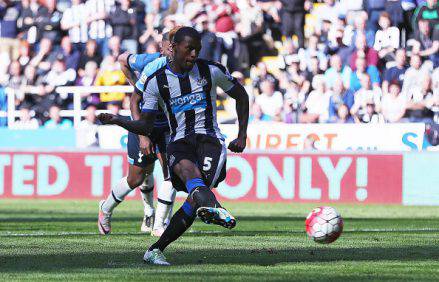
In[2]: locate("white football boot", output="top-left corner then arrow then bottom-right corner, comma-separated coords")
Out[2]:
98,200 -> 112,235
143,249 -> 171,266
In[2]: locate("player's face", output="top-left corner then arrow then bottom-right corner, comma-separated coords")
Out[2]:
173,36 -> 202,71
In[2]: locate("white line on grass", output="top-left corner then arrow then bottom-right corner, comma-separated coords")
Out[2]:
1,228 -> 439,237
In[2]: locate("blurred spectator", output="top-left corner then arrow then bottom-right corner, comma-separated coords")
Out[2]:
364,0 -> 386,32
85,0 -> 115,56
279,0 -> 306,47
412,19 -> 439,67
349,33 -> 379,71
374,12 -> 400,62
0,0 -> 21,62
255,80 -> 283,119
249,103 -> 271,122
406,75 -> 436,122
17,40 -> 32,68
324,54 -> 351,89
29,37 -> 57,75
351,74 -> 382,119
333,104 -> 354,123
11,106 -> 39,129
17,0 -> 39,45
78,39 -> 103,75
76,61 -> 100,105
44,105 -> 73,129
350,56 -> 381,91
107,35 -> 123,58
402,54 -> 430,98
382,49 -> 407,95
301,75 -> 330,123
252,62 -> 279,92
381,81 -> 407,122
299,35 -> 327,71
349,12 -> 376,48
412,0 -> 439,32
61,0 -> 89,51
95,55 -> 126,103
78,103 -> 99,147
56,36 -> 81,71
36,0 -> 62,44
196,14 -> 221,62
356,100 -> 385,123
109,0 -> 137,53
107,100 -> 121,114
328,78 -> 354,122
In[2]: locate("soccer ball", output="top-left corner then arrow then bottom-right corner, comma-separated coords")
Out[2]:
305,206 -> 343,244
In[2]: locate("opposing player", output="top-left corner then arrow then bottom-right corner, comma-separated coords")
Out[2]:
98,26 -> 249,265
98,30 -> 178,237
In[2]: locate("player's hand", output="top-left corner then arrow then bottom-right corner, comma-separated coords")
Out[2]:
228,136 -> 246,153
97,113 -> 118,125
139,135 -> 155,156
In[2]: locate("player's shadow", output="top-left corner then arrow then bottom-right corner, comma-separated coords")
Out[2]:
171,245 -> 439,266
2,245 -> 439,273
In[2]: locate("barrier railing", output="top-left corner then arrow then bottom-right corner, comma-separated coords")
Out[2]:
2,86 -> 134,128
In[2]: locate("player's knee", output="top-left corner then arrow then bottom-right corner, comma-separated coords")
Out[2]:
181,199 -> 198,217
127,174 -> 145,189
173,161 -> 201,183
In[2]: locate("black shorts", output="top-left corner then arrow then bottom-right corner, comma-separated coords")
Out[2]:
167,134 -> 227,192
127,127 -> 170,168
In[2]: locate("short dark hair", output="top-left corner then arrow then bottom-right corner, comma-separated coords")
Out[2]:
173,26 -> 201,44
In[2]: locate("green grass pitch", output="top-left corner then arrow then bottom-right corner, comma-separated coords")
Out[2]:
1,200 -> 439,281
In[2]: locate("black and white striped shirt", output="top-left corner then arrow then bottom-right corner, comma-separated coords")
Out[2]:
139,59 -> 237,142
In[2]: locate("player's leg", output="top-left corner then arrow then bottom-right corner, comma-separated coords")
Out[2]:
98,164 -> 147,235
151,133 -> 176,236
193,135 -> 233,228
139,162 -> 156,233
98,132 -> 149,235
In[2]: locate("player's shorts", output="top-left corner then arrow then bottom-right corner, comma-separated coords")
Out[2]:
167,134 -> 227,192
127,127 -> 170,168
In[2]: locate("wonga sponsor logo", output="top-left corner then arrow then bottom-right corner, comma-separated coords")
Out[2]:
170,91 -> 207,113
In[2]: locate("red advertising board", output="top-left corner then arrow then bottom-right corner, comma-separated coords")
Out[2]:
0,151 -> 403,203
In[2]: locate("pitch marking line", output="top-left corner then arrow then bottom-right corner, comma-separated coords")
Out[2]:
1,228 -> 439,237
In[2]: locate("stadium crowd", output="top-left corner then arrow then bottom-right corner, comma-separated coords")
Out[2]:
0,0 -> 438,129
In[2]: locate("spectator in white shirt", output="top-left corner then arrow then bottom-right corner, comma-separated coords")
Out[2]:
374,12 -> 400,62
12,106 -> 40,129
301,75 -> 330,123
61,0 -> 89,51
78,104 -> 99,147
255,79 -> 284,119
381,81 -> 407,122
351,73 -> 382,118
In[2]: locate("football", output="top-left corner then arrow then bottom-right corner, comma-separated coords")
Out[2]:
305,206 -> 343,244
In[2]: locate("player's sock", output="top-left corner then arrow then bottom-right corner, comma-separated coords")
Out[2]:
140,173 -> 155,217
149,199 -> 196,252
101,177 -> 132,214
186,178 -> 219,208
154,180 -> 176,230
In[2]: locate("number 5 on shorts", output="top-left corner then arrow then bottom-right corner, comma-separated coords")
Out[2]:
203,157 -> 212,171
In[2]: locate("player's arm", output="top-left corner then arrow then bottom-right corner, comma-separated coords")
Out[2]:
211,63 -> 249,153
225,83 -> 249,153
117,52 -> 161,85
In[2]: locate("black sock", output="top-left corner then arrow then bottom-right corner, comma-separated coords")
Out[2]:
148,207 -> 196,252
190,186 -> 221,208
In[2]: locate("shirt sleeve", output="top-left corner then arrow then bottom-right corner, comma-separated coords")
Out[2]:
134,57 -> 167,94
141,77 -> 160,113
210,62 -> 237,92
128,52 -> 161,73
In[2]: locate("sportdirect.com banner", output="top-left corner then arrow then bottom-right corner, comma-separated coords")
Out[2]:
97,123 -> 426,151
1,150 -> 438,205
